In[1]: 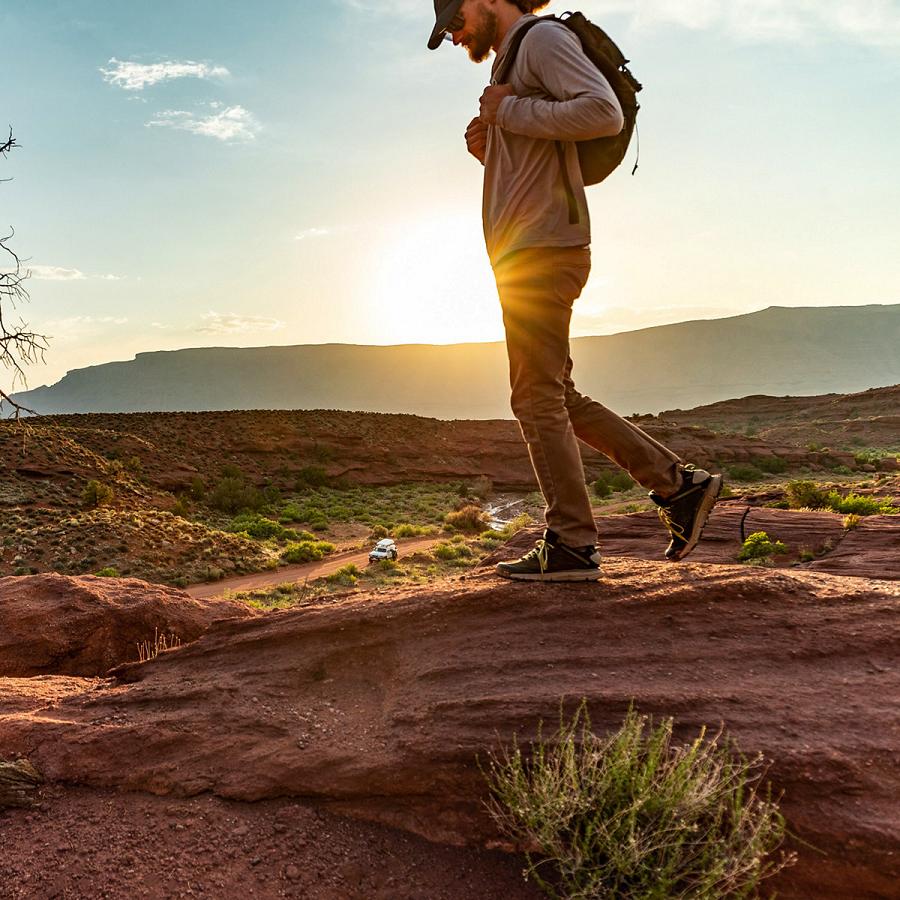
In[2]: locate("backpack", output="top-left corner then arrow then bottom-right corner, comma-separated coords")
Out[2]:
493,12 -> 642,218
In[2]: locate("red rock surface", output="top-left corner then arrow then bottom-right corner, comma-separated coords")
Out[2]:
0,574 -> 256,677
496,504 -> 900,580
1,558 -> 898,899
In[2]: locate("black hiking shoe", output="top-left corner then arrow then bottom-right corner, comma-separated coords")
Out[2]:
496,530 -> 601,582
649,466 -> 723,561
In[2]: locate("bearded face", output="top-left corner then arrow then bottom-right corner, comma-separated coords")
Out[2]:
465,5 -> 499,63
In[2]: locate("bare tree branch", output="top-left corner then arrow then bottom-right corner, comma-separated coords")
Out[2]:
1,128 -> 49,419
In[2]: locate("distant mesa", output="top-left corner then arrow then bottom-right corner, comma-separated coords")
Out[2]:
5,304 -> 900,418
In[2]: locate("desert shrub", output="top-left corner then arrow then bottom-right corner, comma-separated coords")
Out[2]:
392,523 -> 439,538
484,703 -> 791,900
189,476 -> 206,501
843,513 -> 861,531
171,496 -> 191,518
445,504 -> 490,533
208,476 -> 264,514
94,567 -> 119,577
369,524 -> 390,539
281,540 -> 334,564
826,492 -> 897,516
227,513 -> 288,540
82,480 -> 114,508
753,455 -> 788,474
738,531 -> 788,563
798,548 -> 816,562
592,479 -> 612,499
785,480 -> 829,510
325,563 -> 361,586
295,466 -> 329,488
492,512 -> 533,540
470,475 -> 494,499
726,464 -> 763,483
854,449 -> 886,466
432,541 -> 475,562
593,471 -> 634,497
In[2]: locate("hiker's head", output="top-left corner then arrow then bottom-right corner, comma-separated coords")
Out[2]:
427,0 -> 550,62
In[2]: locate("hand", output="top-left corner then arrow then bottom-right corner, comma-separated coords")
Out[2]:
479,84 -> 515,125
465,116 -> 488,164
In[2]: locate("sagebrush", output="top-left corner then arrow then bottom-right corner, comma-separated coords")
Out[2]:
484,703 -> 793,899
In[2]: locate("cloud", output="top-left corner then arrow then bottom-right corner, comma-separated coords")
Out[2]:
27,265 -> 86,281
42,315 -> 129,332
197,311 -> 285,335
23,265 -> 126,281
147,105 -> 260,142
100,58 -> 230,91
294,227 -> 333,241
590,0 -> 900,47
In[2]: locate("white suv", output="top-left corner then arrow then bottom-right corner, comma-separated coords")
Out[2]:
368,538 -> 399,562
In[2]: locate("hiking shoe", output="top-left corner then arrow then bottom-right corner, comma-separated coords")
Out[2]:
495,530 -> 601,582
649,466 -> 723,561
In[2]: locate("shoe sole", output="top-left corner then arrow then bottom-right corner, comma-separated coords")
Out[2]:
495,567 -> 601,582
668,474 -> 723,561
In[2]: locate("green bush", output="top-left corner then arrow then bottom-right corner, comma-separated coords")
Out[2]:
94,567 -> 120,578
445,504 -> 490,533
281,540 -> 335,564
369,524 -> 390,539
189,476 -> 206,501
739,531 -> 788,563
227,513 -> 288,540
432,541 -> 475,562
82,480 -> 114,508
295,466 -> 329,488
592,479 -> 612,499
726,464 -> 763,483
593,471 -> 634,498
325,563 -> 361,586
826,491 -> 897,516
392,523 -> 439,538
753,456 -> 788,474
208,476 -> 265,514
785,480 -> 829,509
484,703 -> 791,899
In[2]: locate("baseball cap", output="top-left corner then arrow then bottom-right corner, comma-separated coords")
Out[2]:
427,0 -> 464,50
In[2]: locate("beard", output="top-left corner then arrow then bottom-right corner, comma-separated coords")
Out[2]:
466,7 -> 499,63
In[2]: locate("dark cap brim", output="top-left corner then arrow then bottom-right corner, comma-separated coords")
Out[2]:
427,0 -> 464,50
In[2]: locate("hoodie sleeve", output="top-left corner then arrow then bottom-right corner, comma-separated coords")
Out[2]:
496,22 -> 624,142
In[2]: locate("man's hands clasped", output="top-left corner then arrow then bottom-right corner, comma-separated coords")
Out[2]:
465,85 -> 516,165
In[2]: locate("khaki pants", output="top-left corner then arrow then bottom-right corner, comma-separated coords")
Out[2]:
493,246 -> 683,548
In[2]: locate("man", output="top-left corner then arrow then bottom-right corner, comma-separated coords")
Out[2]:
427,0 -> 723,581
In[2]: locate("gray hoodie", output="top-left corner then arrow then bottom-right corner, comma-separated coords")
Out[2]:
483,15 -> 624,266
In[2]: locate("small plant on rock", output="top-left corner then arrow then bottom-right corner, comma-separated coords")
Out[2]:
484,703 -> 792,899
739,531 -> 788,564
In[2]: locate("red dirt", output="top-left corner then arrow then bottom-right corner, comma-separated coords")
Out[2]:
2,543 -> 899,898
0,786 -> 538,900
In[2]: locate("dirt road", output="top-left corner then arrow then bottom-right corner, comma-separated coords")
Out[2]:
186,536 -> 443,600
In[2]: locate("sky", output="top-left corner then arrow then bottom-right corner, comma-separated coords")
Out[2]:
2,0 -> 899,389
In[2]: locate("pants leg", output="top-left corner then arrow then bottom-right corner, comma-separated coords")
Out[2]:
494,247 -> 598,547
494,246 -> 684,548
563,355 -> 683,497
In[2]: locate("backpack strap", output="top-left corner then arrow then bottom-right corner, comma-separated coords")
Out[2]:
494,17 -> 580,226
492,17 -> 550,85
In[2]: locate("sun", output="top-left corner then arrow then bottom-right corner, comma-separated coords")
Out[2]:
366,211 -> 503,346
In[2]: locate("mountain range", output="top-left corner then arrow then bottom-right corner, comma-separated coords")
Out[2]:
7,304 -> 899,418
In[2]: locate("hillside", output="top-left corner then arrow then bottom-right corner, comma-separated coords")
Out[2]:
7,304 -> 900,418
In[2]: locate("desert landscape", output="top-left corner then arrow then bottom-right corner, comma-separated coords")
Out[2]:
1,385 -> 898,898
